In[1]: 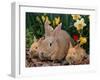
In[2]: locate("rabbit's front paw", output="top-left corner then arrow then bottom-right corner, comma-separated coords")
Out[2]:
50,54 -> 57,61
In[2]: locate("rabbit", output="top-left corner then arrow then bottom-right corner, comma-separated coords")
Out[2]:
28,20 -> 54,59
66,44 -> 89,65
29,37 -> 45,58
37,20 -> 72,61
29,40 -> 39,58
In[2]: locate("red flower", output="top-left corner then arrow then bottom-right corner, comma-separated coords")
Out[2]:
73,35 -> 78,41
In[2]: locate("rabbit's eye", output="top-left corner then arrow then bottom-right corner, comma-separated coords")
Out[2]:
35,47 -> 38,49
50,43 -> 52,47
73,53 -> 75,55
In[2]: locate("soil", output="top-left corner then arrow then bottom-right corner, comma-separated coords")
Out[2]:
26,48 -> 89,67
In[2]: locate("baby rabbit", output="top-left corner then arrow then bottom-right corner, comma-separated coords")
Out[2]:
29,37 -> 44,58
37,20 -> 71,61
66,44 -> 89,65
29,40 -> 39,58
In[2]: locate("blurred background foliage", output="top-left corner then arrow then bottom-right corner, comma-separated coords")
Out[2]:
26,12 -> 89,54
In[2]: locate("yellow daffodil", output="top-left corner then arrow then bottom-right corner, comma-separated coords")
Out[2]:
55,16 -> 60,26
41,16 -> 51,24
45,16 -> 51,24
36,16 -> 42,23
74,18 -> 86,31
79,36 -> 87,45
72,14 -> 81,20
41,16 -> 45,22
36,16 -> 40,21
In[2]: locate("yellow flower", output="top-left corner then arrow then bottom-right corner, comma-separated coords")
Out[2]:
41,16 -> 51,24
74,18 -> 86,31
36,16 -> 40,21
55,16 -> 60,25
36,16 -> 42,23
72,14 -> 81,20
45,16 -> 51,24
41,16 -> 45,22
79,36 -> 87,45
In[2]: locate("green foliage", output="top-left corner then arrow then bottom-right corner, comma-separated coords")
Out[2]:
26,29 -> 33,48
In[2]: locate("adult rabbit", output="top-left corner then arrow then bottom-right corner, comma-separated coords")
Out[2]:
37,20 -> 72,61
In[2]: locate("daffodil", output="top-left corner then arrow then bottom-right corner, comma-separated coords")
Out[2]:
55,16 -> 60,25
45,16 -> 51,24
41,16 -> 51,24
74,18 -> 86,31
36,16 -> 42,23
36,16 -> 40,21
41,16 -> 45,22
79,36 -> 87,45
72,14 -> 81,20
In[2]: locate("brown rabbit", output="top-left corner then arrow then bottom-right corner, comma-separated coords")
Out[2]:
37,20 -> 71,61
29,37 -> 44,58
29,40 -> 39,58
28,20 -> 54,59
66,44 -> 89,64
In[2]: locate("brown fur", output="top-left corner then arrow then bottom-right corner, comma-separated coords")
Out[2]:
66,45 -> 88,64
37,22 -> 71,61
29,41 -> 39,58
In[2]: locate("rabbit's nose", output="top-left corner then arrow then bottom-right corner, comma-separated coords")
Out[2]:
68,57 -> 72,60
41,52 -> 44,56
39,51 -> 44,57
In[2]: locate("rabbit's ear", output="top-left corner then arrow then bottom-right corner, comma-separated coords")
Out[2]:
38,37 -> 44,44
44,20 -> 53,37
53,23 -> 62,36
74,44 -> 80,49
33,36 -> 37,42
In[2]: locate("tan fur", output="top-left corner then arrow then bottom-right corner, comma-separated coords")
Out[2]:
37,22 -> 71,61
29,41 -> 39,58
50,30 -> 70,60
66,45 -> 88,64
29,37 -> 45,58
